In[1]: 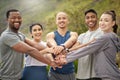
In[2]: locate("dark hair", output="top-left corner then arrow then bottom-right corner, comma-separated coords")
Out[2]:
6,9 -> 19,19
103,10 -> 118,33
84,9 -> 97,16
29,23 -> 43,33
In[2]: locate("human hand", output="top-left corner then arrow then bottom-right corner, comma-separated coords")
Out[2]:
55,54 -> 67,66
50,61 -> 63,70
52,46 -> 64,55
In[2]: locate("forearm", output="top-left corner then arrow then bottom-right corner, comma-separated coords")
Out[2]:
67,37 -> 108,63
64,37 -> 77,48
28,48 -> 52,65
47,41 -> 57,47
64,32 -> 78,48
25,38 -> 45,50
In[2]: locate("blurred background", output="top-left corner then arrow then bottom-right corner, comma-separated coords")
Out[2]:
0,0 -> 120,39
0,0 -> 120,71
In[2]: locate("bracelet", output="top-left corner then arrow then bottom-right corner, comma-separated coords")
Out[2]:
60,44 -> 66,50
66,48 -> 70,52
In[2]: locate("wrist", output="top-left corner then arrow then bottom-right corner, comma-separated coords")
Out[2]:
60,44 -> 66,50
65,48 -> 70,53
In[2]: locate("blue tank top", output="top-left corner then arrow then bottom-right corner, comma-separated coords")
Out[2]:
50,30 -> 75,74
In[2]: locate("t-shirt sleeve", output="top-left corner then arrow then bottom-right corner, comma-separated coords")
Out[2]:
2,33 -> 21,47
77,33 -> 85,43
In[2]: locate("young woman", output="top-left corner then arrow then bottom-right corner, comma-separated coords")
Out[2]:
64,10 -> 120,80
22,23 -> 53,80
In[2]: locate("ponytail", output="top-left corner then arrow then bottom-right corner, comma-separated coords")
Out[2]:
103,10 -> 118,34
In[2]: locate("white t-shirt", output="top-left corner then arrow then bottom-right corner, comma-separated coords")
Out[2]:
24,41 -> 47,67
76,28 -> 103,79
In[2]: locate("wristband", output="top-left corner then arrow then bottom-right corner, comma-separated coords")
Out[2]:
66,48 -> 70,52
60,44 -> 66,50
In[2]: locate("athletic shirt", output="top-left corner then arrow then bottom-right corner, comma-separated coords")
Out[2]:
24,41 -> 47,67
76,28 -> 103,79
0,28 -> 25,80
50,30 -> 74,74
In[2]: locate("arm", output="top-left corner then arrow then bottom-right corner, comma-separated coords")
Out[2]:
67,36 -> 109,63
63,32 -> 78,48
47,32 -> 78,54
46,32 -> 64,55
69,39 -> 95,51
12,41 -> 56,67
25,38 -> 46,50
46,32 -> 57,47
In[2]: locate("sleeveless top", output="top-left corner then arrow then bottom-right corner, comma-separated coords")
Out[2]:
50,30 -> 74,74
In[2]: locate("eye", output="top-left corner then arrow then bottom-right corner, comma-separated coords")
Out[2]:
38,28 -> 42,31
33,29 -> 37,32
104,19 -> 109,22
91,15 -> 95,18
85,16 -> 89,19
63,17 -> 66,20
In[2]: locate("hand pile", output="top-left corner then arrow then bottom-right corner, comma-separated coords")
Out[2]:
46,45 -> 69,69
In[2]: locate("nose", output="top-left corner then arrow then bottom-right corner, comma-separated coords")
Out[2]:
36,30 -> 41,33
88,18 -> 92,21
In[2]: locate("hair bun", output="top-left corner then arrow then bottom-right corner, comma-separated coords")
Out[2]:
110,10 -> 116,16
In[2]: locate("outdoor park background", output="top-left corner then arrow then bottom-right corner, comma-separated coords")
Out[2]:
0,0 -> 120,72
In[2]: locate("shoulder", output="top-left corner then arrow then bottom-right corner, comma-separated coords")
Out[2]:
78,32 -> 86,38
70,31 -> 78,36
1,31 -> 16,40
97,33 -> 111,42
46,32 -> 55,37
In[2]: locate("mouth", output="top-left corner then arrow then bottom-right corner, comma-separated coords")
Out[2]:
14,22 -> 21,28
35,34 -> 41,37
88,22 -> 94,25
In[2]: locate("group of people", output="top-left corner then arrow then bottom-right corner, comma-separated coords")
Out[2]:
0,8 -> 120,80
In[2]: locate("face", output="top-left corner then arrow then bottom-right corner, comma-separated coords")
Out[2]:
99,14 -> 115,33
31,25 -> 43,42
56,12 -> 69,29
7,12 -> 22,31
85,12 -> 98,29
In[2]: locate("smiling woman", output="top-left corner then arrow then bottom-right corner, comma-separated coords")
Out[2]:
22,23 -> 49,80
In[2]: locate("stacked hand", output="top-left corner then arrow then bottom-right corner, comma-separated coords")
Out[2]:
45,46 -> 68,69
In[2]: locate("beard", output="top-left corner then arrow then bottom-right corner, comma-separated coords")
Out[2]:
10,22 -> 21,31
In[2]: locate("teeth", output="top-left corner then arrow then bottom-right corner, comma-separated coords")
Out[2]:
89,22 -> 93,25
14,23 -> 20,27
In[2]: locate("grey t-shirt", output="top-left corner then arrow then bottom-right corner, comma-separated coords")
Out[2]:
0,28 -> 25,80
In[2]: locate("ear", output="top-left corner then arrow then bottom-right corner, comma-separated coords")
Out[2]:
30,33 -> 33,38
112,21 -> 115,27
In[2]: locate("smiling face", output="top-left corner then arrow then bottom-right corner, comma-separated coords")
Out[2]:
7,11 -> 22,32
99,13 -> 115,33
56,12 -> 69,29
31,24 -> 43,42
85,12 -> 98,30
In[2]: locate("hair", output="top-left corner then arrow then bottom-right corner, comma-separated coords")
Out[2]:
84,9 -> 97,16
29,23 -> 43,33
103,10 -> 118,33
6,9 -> 19,19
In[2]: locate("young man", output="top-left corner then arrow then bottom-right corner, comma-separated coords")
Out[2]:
47,12 -> 78,80
75,9 -> 103,80
0,9 -> 57,80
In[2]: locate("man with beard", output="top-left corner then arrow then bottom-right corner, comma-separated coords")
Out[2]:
75,9 -> 103,80
0,9 -> 57,80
